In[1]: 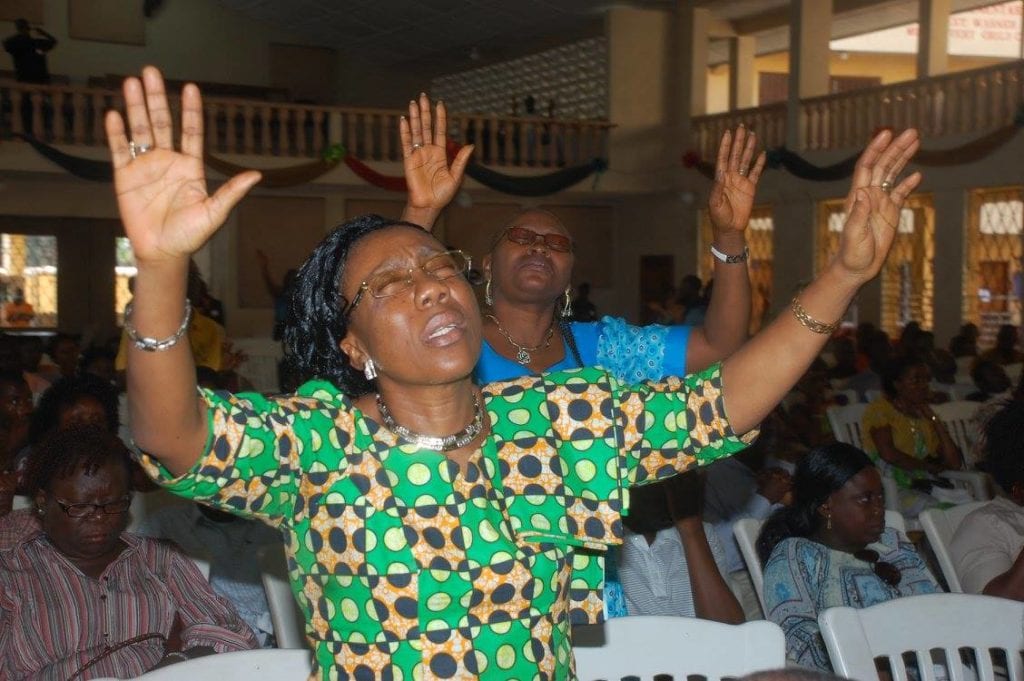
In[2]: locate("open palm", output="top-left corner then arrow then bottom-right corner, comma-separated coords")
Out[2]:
835,129 -> 921,284
400,93 -> 473,219
708,126 -> 766,234
106,67 -> 260,265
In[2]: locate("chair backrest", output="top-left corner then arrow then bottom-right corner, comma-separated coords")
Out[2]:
734,512 -> 907,617
819,593 -> 1024,681
573,616 -> 786,681
260,546 -> 307,649
827,403 -> 869,449
931,401 -> 982,461
126,489 -> 192,534
733,518 -> 767,615
11,494 -> 31,511
919,500 -> 989,593
105,649 -> 312,679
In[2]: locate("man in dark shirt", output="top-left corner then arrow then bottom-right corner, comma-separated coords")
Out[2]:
3,18 -> 57,84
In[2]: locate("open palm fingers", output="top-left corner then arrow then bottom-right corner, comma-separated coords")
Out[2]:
870,129 -> 919,188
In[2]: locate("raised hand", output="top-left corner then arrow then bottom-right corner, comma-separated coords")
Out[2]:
400,93 -> 474,229
105,66 -> 261,266
833,129 -> 921,286
708,125 -> 767,236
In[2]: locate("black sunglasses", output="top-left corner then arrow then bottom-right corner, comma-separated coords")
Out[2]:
854,549 -> 902,587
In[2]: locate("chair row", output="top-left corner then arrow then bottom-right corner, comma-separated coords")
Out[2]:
90,594 -> 1024,681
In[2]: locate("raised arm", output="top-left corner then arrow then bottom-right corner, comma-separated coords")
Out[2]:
721,129 -> 921,434
105,66 -> 260,476
399,93 -> 473,230
685,126 -> 765,373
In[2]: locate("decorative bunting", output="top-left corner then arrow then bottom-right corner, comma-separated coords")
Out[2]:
682,106 -> 1024,182
17,135 -> 608,197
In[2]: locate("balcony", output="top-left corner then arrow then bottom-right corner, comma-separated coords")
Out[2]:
0,80 -> 614,170
691,60 -> 1024,159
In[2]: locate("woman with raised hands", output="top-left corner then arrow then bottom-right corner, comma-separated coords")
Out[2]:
400,93 -> 764,385
108,66 -> 919,680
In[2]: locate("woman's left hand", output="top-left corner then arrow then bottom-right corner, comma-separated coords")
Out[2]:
831,129 -> 922,286
708,125 -> 766,238
400,93 -> 474,228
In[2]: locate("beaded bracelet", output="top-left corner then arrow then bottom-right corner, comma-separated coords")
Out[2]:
791,296 -> 839,335
124,299 -> 193,352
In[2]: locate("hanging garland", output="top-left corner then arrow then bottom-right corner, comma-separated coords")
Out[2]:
682,106 -> 1024,182
17,134 -> 607,197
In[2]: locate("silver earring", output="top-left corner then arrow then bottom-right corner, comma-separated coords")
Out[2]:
485,278 -> 493,307
363,358 -> 377,381
36,507 -> 43,516
561,287 -> 572,318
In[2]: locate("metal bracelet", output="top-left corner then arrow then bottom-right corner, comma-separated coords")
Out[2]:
790,296 -> 839,335
124,299 -> 193,352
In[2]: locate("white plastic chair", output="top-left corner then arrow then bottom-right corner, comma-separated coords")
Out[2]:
919,501 -> 989,593
260,547 -> 307,649
819,593 -> 1024,681
126,489 -> 192,534
572,616 -> 785,681
827,403 -> 869,448
932,401 -> 982,461
733,511 -> 906,617
11,494 -> 31,511
90,648 -> 312,680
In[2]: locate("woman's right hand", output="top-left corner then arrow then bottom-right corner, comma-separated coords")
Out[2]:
105,66 -> 261,267
400,93 -> 474,230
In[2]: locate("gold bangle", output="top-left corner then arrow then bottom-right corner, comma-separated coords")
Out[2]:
791,296 -> 839,335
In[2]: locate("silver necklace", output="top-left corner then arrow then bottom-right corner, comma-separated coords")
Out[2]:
376,392 -> 484,452
486,314 -> 554,365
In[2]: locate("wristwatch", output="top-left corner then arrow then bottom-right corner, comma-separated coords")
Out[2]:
710,244 -> 749,264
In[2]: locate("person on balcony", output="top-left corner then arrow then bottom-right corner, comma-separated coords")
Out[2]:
3,19 -> 56,85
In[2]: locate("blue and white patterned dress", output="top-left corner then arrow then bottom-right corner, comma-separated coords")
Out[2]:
763,527 -> 940,670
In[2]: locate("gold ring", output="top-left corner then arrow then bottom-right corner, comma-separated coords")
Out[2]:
880,179 -> 894,193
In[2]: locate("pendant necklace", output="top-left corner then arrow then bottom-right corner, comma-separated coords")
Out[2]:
486,314 -> 554,365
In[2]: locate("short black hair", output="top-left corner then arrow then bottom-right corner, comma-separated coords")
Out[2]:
24,424 -> 131,494
29,374 -> 120,445
282,214 -> 423,396
984,399 -> 1024,494
880,354 -> 927,398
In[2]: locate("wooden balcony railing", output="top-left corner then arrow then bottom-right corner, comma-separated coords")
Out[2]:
0,80 -> 614,169
692,60 -> 1024,158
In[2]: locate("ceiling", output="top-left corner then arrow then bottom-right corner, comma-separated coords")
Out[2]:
215,0 -> 1013,70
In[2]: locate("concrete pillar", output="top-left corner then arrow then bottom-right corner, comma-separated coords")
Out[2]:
786,0 -> 832,149
729,36 -> 756,110
917,0 -> 951,78
931,189 -> 967,344
676,4 -> 711,119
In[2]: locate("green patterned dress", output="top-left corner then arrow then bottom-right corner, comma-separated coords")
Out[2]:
139,365 -> 753,680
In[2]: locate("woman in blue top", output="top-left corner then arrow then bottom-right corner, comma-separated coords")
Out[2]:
399,94 -> 765,385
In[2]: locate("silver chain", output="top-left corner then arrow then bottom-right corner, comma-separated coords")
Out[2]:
376,392 -> 484,452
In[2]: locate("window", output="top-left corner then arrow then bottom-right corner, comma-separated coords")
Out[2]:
115,237 -> 137,326
965,187 -> 1022,346
0,234 -> 57,328
699,206 -> 775,333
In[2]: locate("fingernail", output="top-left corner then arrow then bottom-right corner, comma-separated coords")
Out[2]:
420,92 -> 427,97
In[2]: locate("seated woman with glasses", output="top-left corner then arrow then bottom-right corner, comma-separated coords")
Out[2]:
862,355 -> 963,517
756,442 -> 939,671
0,426 -> 256,680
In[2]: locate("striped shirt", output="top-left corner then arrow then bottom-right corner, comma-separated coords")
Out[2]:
0,510 -> 257,680
617,521 -> 730,617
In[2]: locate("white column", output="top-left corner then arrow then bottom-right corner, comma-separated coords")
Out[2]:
729,36 -> 756,110
786,0 -> 831,149
917,0 -> 951,77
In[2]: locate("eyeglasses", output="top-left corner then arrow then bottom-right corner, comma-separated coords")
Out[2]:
346,250 -> 471,315
854,548 -> 902,587
55,495 -> 132,518
503,226 -> 573,253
